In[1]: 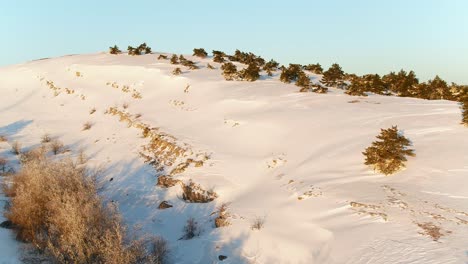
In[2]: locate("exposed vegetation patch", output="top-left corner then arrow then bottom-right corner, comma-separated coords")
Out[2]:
416,222 -> 449,241
104,106 -> 209,177
157,175 -> 181,188
181,180 -> 217,203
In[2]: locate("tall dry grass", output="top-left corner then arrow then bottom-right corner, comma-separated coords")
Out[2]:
3,150 -> 168,263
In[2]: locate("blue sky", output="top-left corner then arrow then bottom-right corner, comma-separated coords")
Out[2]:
1,0 -> 467,83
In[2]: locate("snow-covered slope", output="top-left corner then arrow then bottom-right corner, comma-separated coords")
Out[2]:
0,53 -> 467,264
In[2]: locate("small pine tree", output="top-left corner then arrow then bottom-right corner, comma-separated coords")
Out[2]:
363,126 -> 415,175
321,63 -> 345,88
193,48 -> 208,58
345,76 -> 368,96
213,54 -> 225,63
127,46 -> 138,56
158,54 -> 168,60
426,75 -> 452,100
170,54 -> 179,64
263,59 -> 279,74
136,42 -> 151,54
145,46 -> 152,54
212,50 -> 226,57
311,84 -> 328,94
181,58 -> 199,69
296,72 -> 311,92
221,62 -> 237,81
109,45 -> 121,55
345,82 -> 368,96
238,63 -> 260,82
280,64 -> 302,83
382,70 -> 419,97
461,99 -> 468,126
303,63 -> 323,74
173,67 -> 182,75
207,63 -> 215,69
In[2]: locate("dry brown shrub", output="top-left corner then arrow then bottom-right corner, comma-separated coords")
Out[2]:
50,139 -> 65,155
214,203 -> 230,228
3,156 -> 160,263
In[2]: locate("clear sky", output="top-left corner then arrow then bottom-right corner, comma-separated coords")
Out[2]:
1,0 -> 467,83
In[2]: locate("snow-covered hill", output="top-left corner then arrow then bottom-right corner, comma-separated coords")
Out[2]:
0,52 -> 467,264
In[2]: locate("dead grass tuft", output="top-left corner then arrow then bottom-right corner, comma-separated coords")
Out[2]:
251,216 -> 265,230
41,133 -> 52,143
181,217 -> 200,240
82,121 -> 93,131
11,141 -> 21,155
50,139 -> 66,155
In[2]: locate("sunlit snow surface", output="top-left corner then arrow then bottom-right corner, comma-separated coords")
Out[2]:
0,53 -> 467,263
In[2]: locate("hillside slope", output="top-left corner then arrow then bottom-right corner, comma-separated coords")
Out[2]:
0,53 -> 467,264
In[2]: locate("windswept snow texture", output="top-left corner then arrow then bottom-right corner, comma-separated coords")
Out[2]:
0,53 -> 467,264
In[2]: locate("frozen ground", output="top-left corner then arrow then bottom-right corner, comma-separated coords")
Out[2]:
0,52 -> 467,263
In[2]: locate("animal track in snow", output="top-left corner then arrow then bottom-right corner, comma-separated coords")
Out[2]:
169,100 -> 196,111
276,175 -> 323,201
349,184 -> 468,241
105,81 -> 143,99
349,201 -> 388,221
266,154 -> 287,169
223,118 -> 241,127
